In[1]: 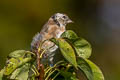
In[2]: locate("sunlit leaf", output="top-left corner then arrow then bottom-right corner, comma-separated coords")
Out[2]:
61,30 -> 78,42
9,50 -> 26,58
77,57 -> 93,80
73,38 -> 92,58
58,39 -> 77,69
4,58 -> 19,75
10,63 -> 31,80
61,30 -> 92,58
4,50 -> 35,76
85,59 -> 104,80
9,50 -> 35,59
0,69 -> 4,80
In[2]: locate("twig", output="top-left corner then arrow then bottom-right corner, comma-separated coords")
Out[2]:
35,41 -> 45,80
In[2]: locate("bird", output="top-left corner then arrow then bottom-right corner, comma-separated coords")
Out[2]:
31,13 -> 73,65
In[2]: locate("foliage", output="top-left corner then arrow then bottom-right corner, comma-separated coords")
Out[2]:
0,30 -> 104,80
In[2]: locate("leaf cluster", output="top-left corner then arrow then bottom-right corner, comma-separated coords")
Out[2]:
0,30 -> 104,80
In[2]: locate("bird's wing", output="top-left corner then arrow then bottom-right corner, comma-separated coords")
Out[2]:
31,32 -> 42,51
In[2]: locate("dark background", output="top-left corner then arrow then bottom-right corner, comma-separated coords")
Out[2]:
0,0 -> 120,80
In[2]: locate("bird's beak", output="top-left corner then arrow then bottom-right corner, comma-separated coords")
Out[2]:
67,19 -> 73,23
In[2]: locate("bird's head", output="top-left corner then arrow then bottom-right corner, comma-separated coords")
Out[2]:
51,13 -> 73,27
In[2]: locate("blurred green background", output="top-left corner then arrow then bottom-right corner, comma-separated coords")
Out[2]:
0,0 -> 120,80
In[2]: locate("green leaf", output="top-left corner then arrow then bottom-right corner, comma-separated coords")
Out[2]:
4,57 -> 32,76
10,63 -> 31,80
4,50 -> 35,76
77,57 -> 104,80
50,38 -> 59,45
85,60 -> 104,80
58,39 -> 77,69
9,50 -> 26,58
4,58 -> 19,75
0,69 -> 4,80
73,38 -> 92,58
4,58 -> 32,76
60,70 -> 78,80
61,30 -> 92,58
61,30 -> 78,42
9,50 -> 35,59
77,57 -> 93,80
60,70 -> 73,79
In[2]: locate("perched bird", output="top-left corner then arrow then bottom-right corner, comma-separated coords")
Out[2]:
31,13 -> 73,64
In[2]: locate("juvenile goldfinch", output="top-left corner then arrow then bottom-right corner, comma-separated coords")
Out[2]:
31,13 -> 73,64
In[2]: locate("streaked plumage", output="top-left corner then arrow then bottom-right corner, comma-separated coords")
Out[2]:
31,13 -> 73,64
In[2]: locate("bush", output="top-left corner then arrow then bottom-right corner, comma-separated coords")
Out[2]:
0,30 -> 104,80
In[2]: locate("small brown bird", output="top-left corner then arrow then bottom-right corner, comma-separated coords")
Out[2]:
31,13 -> 73,64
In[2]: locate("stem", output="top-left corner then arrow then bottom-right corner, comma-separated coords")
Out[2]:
35,41 -> 45,80
52,72 -> 60,80
39,64 -> 44,80
35,40 -> 51,80
45,69 -> 58,80
36,51 -> 41,72
36,50 -> 45,80
32,65 -> 39,76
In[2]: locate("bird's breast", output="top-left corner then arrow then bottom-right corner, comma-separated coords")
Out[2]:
56,26 -> 66,38
43,25 -> 65,40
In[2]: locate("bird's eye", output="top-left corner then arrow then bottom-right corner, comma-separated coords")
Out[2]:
63,16 -> 66,19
